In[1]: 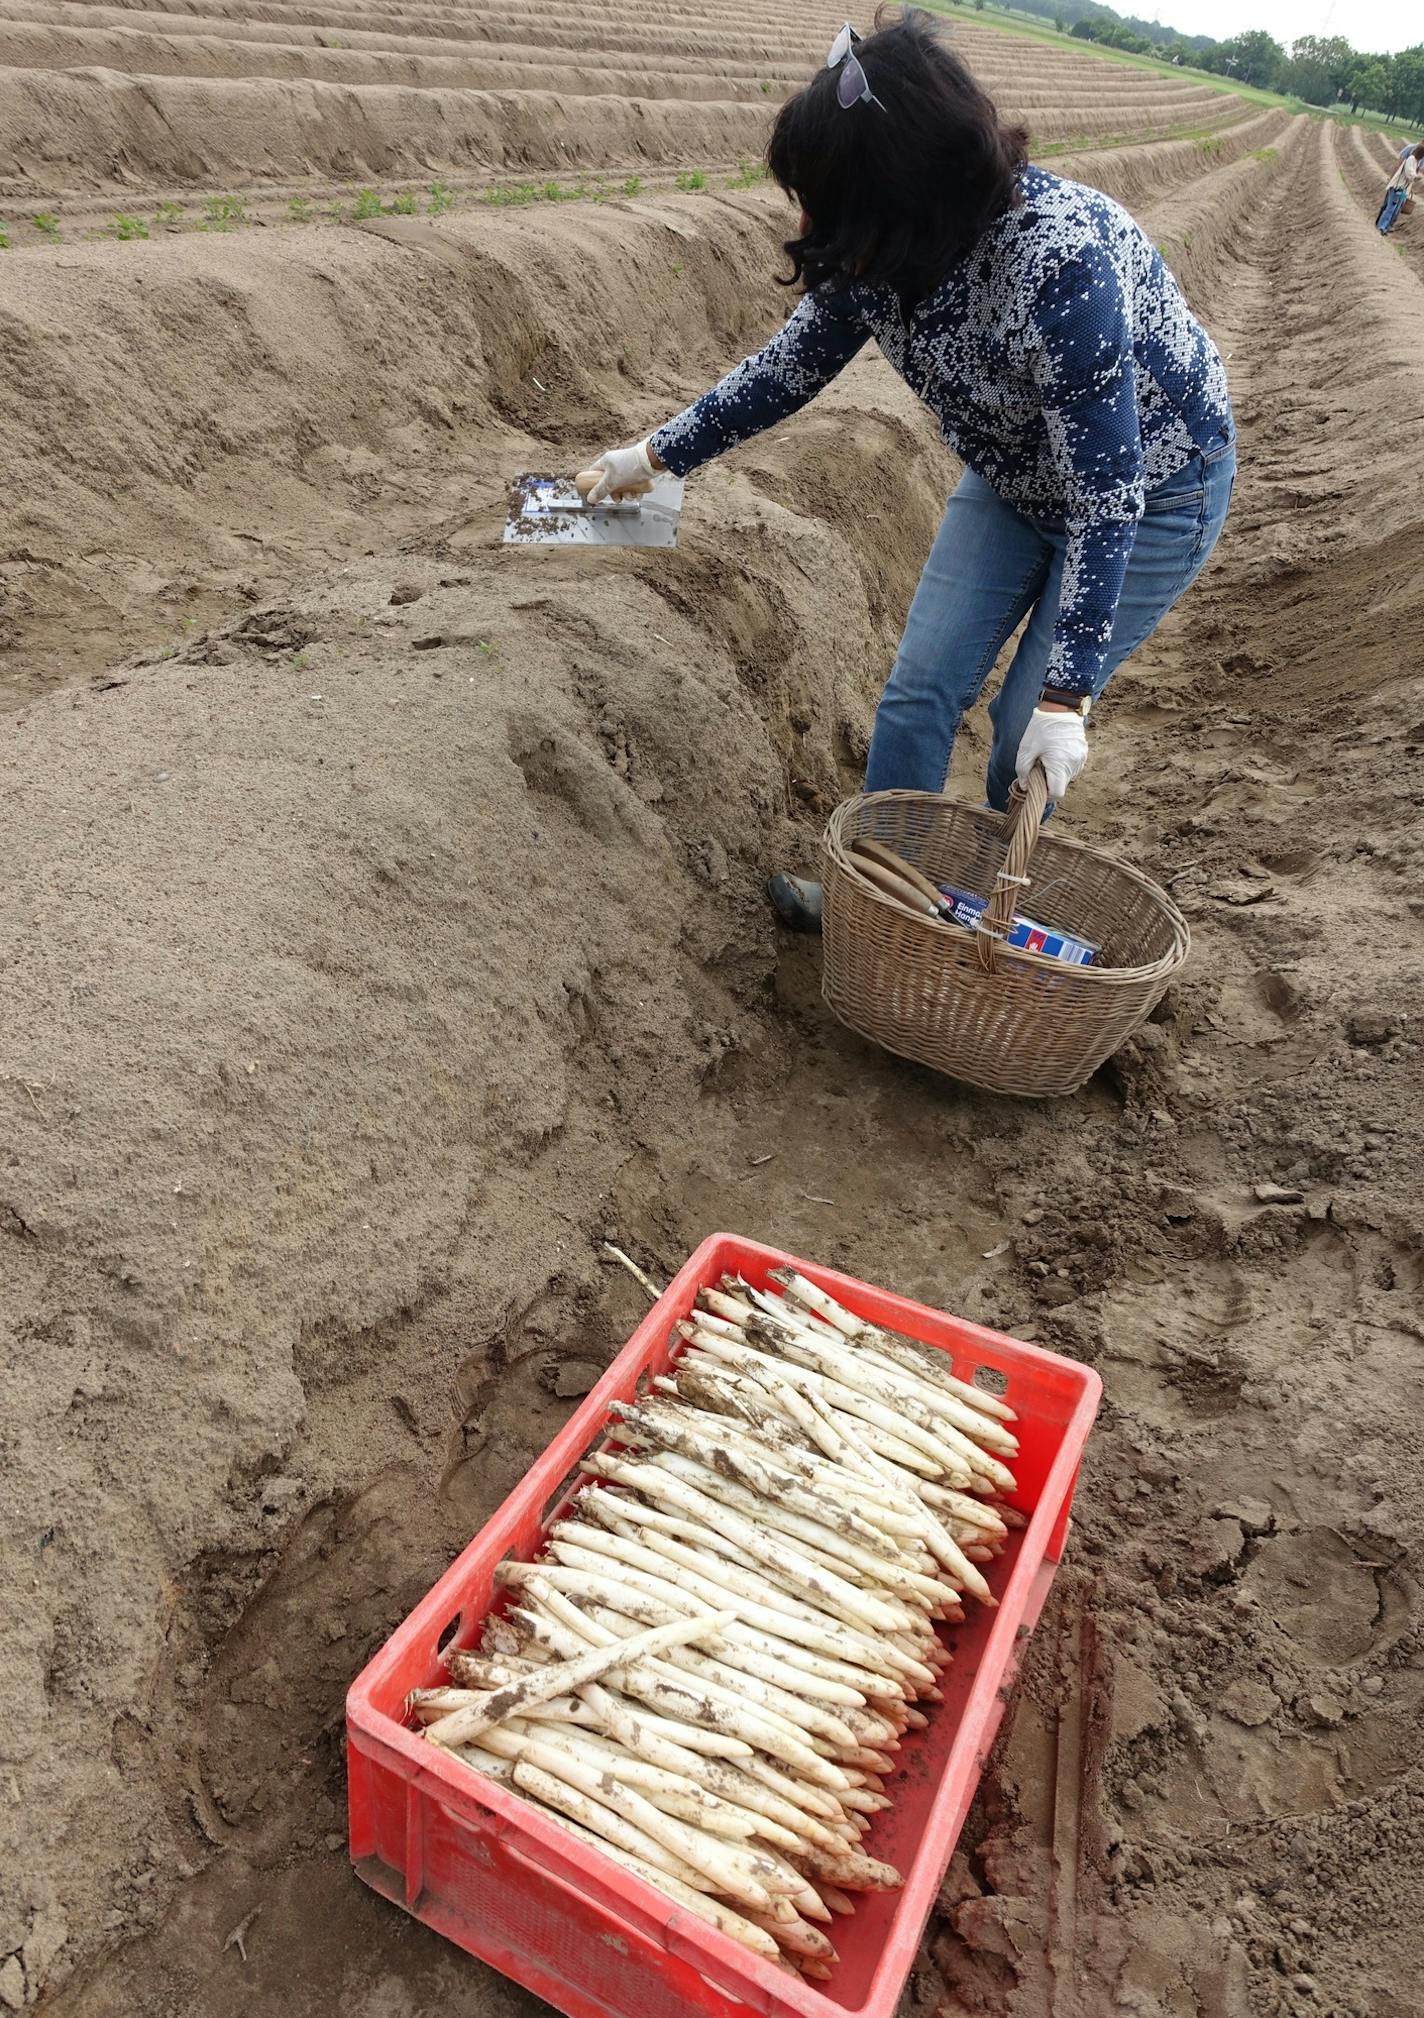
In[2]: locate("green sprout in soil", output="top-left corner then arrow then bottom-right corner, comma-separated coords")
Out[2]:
113,213 -> 149,240
1196,135 -> 1223,155
761,79 -> 773,92
203,194 -> 246,231
287,195 -> 313,222
729,157 -> 767,188
428,180 -> 454,214
671,260 -> 685,277
290,650 -> 311,671
32,213 -> 61,240
476,640 -> 498,656
623,175 -> 644,197
154,199 -> 183,225
353,189 -> 384,219
675,170 -> 708,193
389,191 -> 418,214
1250,146 -> 1279,162
0,226 -> 10,249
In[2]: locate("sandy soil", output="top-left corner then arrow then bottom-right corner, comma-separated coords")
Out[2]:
2,7 -> 1422,2018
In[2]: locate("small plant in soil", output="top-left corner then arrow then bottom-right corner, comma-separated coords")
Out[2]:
623,175 -> 644,197
112,213 -> 149,240
477,640 -> 498,656
287,195 -> 313,222
675,170 -> 708,193
353,189 -> 384,219
0,225 -> 11,249
32,213 -> 61,240
154,199 -> 183,225
760,79 -> 772,92
1250,147 -> 1278,162
389,191 -> 418,214
203,194 -> 246,230
428,180 -> 454,214
729,157 -> 766,188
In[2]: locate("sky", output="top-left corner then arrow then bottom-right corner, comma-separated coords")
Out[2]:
1150,0 -> 1419,51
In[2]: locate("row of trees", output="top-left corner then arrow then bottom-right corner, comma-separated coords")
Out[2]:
1056,10 -> 1424,124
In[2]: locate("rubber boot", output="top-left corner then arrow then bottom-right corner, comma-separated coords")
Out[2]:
768,874 -> 823,934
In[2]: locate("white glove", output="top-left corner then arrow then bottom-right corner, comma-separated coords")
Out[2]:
1015,706 -> 1088,801
585,439 -> 656,504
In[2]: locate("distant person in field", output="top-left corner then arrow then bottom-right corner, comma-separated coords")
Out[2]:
1378,143 -> 1423,234
584,7 -> 1235,932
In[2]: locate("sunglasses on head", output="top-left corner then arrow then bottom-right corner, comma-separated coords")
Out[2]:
827,20 -> 887,110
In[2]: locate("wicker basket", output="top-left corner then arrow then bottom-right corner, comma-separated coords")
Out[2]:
822,767 -> 1190,1098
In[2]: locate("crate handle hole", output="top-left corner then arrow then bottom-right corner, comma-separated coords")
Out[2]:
972,1364 -> 1008,1397
435,1611 -> 463,1660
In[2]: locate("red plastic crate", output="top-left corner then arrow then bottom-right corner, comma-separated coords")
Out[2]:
347,1234 -> 1101,2018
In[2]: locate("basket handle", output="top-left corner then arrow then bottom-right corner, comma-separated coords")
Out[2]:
976,762 -> 1050,974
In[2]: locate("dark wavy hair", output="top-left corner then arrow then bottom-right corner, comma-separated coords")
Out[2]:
766,8 -> 1028,305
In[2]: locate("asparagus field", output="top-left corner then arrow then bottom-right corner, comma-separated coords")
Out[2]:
2,2 -> 1422,2017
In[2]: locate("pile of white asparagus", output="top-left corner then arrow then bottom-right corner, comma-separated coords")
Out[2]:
410,1268 -> 1022,1981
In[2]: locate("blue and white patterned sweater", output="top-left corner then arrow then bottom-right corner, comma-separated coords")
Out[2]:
650,165 -> 1233,694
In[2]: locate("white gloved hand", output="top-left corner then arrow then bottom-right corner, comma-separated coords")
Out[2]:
585,439 -> 656,504
1015,706 -> 1089,802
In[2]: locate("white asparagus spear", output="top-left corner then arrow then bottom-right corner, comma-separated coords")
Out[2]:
581,1454 -> 908,1637
446,1741 -> 518,1782
410,1685 -> 603,1730
687,1329 -> 977,1489
853,1338 -> 1018,1436
801,1388 -> 997,1609
574,1680 -> 743,1780
750,1320 -> 1020,1485
739,1907 -> 839,1963
644,1448 -> 940,1610
577,1683 -> 760,1761
424,1607 -> 736,1750
792,1845 -> 905,1892
768,1305 -> 1022,1460
487,1719 -> 762,1843
643,1389 -> 932,1542
578,1494 -> 923,1687
613,1416 -> 908,1570
545,1811 -> 787,1964
555,1521 -> 890,1697
504,1739 -> 796,1908
575,1601 -> 864,1762
525,1589 -> 849,1789
508,1759 -> 722,1893
503,1562 -> 868,1740
543,1540 -> 869,1708
616,1401 -> 917,1554
766,1274 -> 1015,1424
650,1453 -> 953,1614
513,1601 -> 781,1756
699,1286 -> 758,1326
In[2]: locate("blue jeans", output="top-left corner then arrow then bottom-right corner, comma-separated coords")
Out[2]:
864,440 -> 1237,809
1378,186 -> 1408,232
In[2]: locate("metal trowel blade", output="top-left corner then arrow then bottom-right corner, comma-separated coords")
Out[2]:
503,471 -> 686,549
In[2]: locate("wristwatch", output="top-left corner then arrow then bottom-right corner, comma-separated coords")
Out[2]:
1040,689 -> 1092,717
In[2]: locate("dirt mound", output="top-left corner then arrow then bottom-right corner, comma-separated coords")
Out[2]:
0,0 -> 1252,199
1,17 -> 1421,2018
